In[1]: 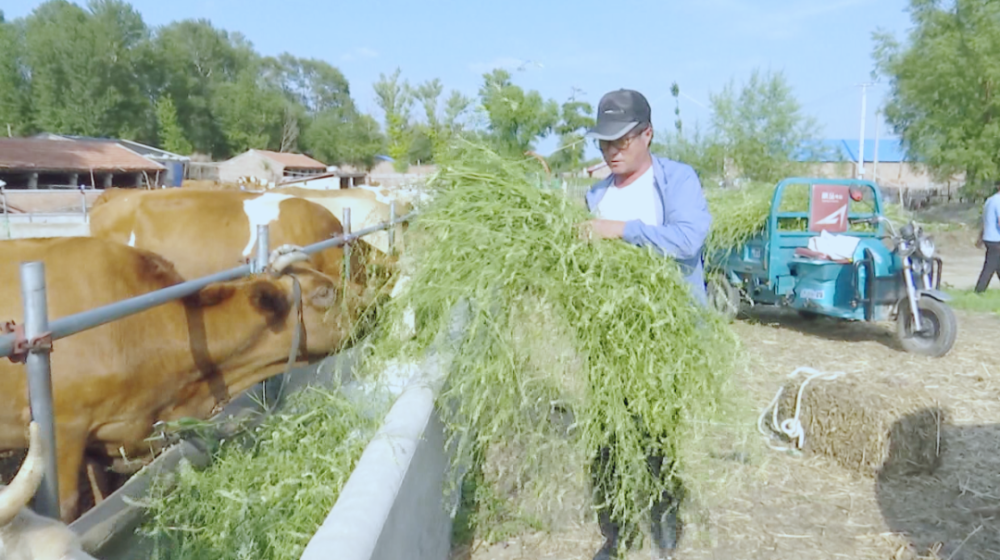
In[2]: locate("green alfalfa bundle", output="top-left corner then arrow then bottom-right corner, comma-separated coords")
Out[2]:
360,139 -> 754,543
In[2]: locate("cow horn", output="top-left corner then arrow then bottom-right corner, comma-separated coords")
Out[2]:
268,244 -> 309,275
0,422 -> 45,527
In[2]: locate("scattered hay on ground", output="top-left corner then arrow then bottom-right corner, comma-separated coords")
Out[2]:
463,309 -> 1000,560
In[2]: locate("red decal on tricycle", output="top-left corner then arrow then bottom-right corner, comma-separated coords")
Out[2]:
809,184 -> 850,233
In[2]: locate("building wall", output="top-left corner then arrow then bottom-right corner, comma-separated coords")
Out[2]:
339,162 -> 438,188
218,152 -> 286,185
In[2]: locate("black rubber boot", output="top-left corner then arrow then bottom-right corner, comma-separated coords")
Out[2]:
592,509 -> 620,560
650,489 -> 683,559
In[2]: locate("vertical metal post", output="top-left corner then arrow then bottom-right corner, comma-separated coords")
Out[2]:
342,207 -> 352,283
254,224 -> 270,274
20,262 -> 60,520
387,201 -> 396,256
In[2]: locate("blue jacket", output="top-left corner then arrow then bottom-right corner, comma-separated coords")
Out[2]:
585,156 -> 712,305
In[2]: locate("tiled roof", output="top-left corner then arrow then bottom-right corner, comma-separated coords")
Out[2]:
254,149 -> 327,169
0,138 -> 166,172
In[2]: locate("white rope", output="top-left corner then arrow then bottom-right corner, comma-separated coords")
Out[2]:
757,367 -> 846,453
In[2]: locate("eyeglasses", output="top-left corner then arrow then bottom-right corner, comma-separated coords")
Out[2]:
596,124 -> 649,153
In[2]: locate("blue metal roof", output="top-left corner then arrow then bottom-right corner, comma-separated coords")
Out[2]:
793,138 -> 909,163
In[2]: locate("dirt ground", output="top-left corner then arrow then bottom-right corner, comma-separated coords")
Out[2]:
455,260 -> 1000,559
932,229 -> 989,291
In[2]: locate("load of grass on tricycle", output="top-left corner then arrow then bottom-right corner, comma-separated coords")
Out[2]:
704,177 -> 957,358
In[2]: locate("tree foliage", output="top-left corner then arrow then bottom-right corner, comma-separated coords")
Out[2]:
0,0 -> 653,174
874,0 -> 1000,199
374,68 -> 414,171
478,69 -> 560,158
654,71 -> 826,186
0,0 -> 387,166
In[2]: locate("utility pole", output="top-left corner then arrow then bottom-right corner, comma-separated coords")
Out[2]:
873,108 -> 880,184
857,83 -> 872,180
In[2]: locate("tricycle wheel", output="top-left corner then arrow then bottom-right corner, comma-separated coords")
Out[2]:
895,296 -> 958,358
706,274 -> 741,323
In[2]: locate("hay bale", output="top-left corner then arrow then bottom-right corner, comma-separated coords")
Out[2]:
773,374 -> 947,479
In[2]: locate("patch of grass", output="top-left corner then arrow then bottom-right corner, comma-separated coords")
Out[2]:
944,287 -> 1000,316
361,139 -> 755,546
137,387 -> 383,560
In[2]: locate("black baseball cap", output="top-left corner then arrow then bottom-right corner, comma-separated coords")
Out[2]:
586,89 -> 652,141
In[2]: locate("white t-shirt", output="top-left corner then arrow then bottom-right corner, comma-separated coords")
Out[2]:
596,165 -> 659,225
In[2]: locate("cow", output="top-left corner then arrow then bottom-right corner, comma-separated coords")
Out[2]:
268,186 -> 413,257
0,422 -> 97,560
88,188 -> 377,289
0,236 -> 370,523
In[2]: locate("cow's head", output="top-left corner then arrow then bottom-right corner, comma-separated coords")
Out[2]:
0,422 -> 43,527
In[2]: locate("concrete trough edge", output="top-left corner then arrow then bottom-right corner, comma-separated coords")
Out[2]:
299,301 -> 470,560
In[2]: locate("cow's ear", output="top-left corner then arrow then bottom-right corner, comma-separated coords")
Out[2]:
188,285 -> 236,307
248,280 -> 291,324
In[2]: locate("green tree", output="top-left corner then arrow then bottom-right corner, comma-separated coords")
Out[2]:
373,68 -> 414,171
478,69 -> 560,157
150,18 -> 257,156
651,83 -> 726,181
24,0 -> 154,139
211,66 -> 289,154
874,0 -> 1000,199
547,89 -> 594,174
155,95 -> 192,154
410,78 -> 444,162
708,67 -> 824,183
0,17 -> 32,136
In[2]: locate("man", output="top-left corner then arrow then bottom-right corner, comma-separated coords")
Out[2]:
975,181 -> 1000,292
580,89 -> 712,306
579,89 -> 713,560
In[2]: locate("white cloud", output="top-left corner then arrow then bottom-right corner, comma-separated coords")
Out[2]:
468,56 -> 544,74
341,47 -> 380,62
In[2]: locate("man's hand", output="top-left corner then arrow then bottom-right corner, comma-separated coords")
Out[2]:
577,219 -> 626,241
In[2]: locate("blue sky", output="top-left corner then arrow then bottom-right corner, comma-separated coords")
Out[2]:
5,0 -> 915,159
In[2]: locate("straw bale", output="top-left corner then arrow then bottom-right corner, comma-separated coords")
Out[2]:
774,375 -> 948,479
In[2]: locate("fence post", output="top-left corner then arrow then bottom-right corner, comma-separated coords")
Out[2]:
342,207 -> 352,284
254,224 -> 270,274
388,201 -> 396,256
79,185 -> 88,223
20,261 -> 61,520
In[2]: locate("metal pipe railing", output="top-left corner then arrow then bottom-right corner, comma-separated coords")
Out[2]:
0,206 -> 415,358
19,262 -> 61,519
1,201 -> 414,519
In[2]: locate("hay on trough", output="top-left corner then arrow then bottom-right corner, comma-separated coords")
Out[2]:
770,373 -> 947,479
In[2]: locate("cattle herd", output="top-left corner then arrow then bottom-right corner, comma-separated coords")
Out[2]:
0,185 -> 416,556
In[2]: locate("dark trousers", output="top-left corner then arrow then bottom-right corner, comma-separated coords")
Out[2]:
975,241 -> 1000,293
590,433 -> 684,549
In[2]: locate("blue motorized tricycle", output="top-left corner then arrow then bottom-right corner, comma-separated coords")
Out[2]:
704,178 -> 957,357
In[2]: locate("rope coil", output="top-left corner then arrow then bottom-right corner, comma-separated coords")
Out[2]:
757,367 -> 846,452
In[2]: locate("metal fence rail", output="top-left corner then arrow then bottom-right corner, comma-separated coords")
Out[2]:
0,202 -> 416,520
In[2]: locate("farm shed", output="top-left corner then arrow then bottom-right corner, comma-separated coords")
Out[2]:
794,139 -> 966,202
217,149 -> 327,187
280,169 -> 370,190
0,137 -> 166,190
33,133 -> 191,187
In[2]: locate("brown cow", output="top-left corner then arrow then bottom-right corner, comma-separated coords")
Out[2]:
269,186 -> 413,256
0,236 -> 368,523
88,188 -> 374,287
